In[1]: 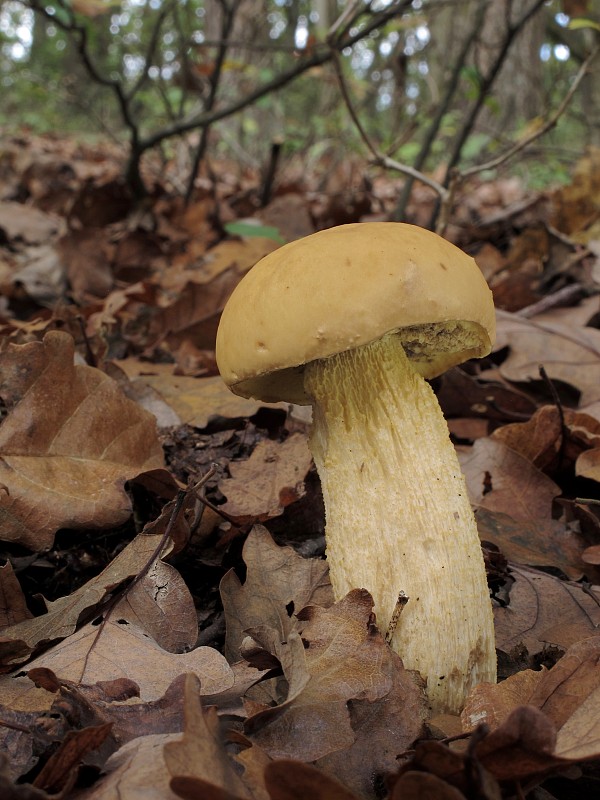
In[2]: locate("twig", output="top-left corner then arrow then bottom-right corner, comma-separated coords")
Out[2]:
516,284 -> 587,319
331,51 -> 449,202
260,138 -> 284,208
539,364 -> 567,468
459,44 -> 600,179
79,465 -> 217,680
393,0 -> 489,222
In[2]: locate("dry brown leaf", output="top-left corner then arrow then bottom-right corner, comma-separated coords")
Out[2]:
494,564 -> 600,656
528,636 -> 600,730
220,435 -> 313,522
0,201 -> 62,244
57,228 -> 114,300
245,590 -> 392,762
164,673 -> 251,800
80,733 -> 181,800
122,373 -> 284,428
555,684 -> 600,759
474,705 -> 561,783
316,648 -> 426,798
220,526 -> 332,663
463,639 -> 600,762
234,744 -> 272,800
492,405 -> 600,473
475,508 -> 588,579
495,311 -> 600,396
577,447 -> 600,481
0,531 -> 174,666
390,771 -> 468,800
0,330 -> 164,549
2,620 -> 233,712
113,559 -> 198,653
0,562 -> 32,629
264,759 -> 361,800
150,254 -> 266,350
462,669 -> 546,731
461,438 -> 561,518
33,722 -> 113,795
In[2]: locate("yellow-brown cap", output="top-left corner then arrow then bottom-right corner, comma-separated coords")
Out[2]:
216,222 -> 495,404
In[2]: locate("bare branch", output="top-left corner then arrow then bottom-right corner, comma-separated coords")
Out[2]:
459,44 -> 600,178
331,50 -> 449,201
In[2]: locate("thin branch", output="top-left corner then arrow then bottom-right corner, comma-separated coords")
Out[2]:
393,0 -> 491,221
185,0 -> 239,203
459,44 -> 600,178
136,1 -> 409,153
331,50 -> 449,202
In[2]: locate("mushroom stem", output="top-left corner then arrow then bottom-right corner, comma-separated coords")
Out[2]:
304,332 -> 496,713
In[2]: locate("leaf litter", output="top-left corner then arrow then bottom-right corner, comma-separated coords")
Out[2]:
1,134 -> 600,798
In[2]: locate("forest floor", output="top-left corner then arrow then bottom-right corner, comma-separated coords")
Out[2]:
1,132 -> 600,799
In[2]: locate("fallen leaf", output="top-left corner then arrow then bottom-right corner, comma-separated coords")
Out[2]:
317,648 -> 426,799
33,723 -> 112,795
0,562 -> 32,628
245,590 -> 392,762
121,373 -> 284,428
555,684 -> 600,759
475,508 -> 588,579
0,201 -> 62,244
462,669 -> 547,732
494,564 -> 600,656
0,330 -> 164,549
113,559 -> 199,653
79,733 -> 181,800
264,759 -> 361,800
0,530 -> 175,666
461,438 -> 561,519
220,435 -> 313,522
164,673 -> 251,800
2,620 -> 233,712
220,526 -> 332,663
495,311 -> 600,396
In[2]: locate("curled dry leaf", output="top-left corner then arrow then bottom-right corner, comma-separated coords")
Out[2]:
0,531 -> 174,667
0,330 -> 165,549
0,561 -> 32,628
79,733 -> 181,800
33,723 -> 113,796
2,620 -> 233,712
221,526 -> 332,663
244,590 -> 395,762
113,559 -> 199,654
264,759 -> 361,800
164,673 -> 251,800
219,434 -> 313,524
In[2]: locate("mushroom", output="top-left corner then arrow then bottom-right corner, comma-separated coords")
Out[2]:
216,222 -> 496,713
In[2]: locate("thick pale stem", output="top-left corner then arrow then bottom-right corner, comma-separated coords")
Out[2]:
304,333 -> 496,713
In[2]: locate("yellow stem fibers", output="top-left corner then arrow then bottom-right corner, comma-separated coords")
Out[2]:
304,333 -> 496,713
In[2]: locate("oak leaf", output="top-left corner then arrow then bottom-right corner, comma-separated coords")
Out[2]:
0,331 -> 165,549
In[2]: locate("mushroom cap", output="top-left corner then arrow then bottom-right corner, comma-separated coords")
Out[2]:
216,222 -> 495,405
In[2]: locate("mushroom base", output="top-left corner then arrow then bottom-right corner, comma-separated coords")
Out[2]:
304,333 -> 497,714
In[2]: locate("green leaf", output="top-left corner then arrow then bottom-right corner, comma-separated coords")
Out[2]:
568,18 -> 600,33
224,221 -> 286,244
